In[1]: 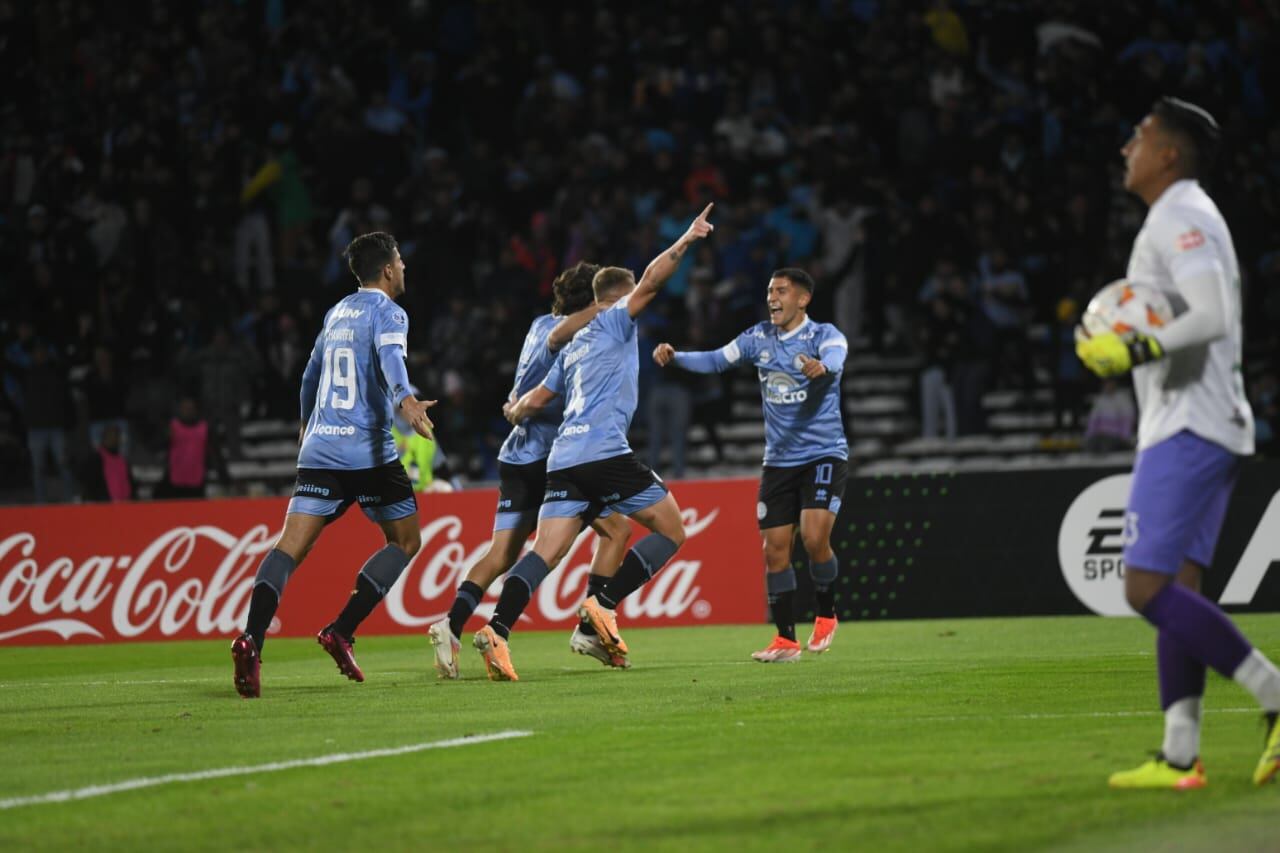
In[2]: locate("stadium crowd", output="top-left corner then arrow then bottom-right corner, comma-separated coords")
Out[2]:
2,0 -> 1278,502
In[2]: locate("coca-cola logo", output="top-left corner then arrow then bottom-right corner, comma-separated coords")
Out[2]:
384,506 -> 718,626
0,526 -> 275,641
0,505 -> 722,643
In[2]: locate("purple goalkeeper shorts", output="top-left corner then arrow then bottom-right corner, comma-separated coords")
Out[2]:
1123,430 -> 1241,575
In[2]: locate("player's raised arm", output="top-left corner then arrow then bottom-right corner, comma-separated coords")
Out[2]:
629,203 -> 715,318
548,302 -> 602,351
655,322 -> 761,373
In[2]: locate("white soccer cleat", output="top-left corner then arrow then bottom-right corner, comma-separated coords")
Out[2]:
428,619 -> 461,680
570,625 -> 630,669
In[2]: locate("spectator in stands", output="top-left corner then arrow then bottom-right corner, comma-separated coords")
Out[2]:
22,341 -> 76,503
83,345 -> 130,451
79,422 -> 134,503
1083,380 -> 1136,452
1052,298 -> 1089,430
186,327 -> 259,461
158,397 -> 226,499
917,275 -> 964,440
977,246 -> 1032,393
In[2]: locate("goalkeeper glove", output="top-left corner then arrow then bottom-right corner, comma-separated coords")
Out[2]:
1074,329 -> 1164,378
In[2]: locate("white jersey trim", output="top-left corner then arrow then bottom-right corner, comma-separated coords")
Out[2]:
720,341 -> 742,364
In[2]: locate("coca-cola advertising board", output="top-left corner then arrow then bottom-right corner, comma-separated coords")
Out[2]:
0,479 -> 764,645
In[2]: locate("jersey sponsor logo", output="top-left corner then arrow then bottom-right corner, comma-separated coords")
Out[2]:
331,307 -> 365,321
295,483 -> 331,497
311,423 -> 357,437
601,493 -> 621,503
563,344 -> 591,368
356,494 -> 381,504
546,490 -> 569,500
1176,229 -> 1205,251
763,371 -> 808,405
563,423 -> 591,436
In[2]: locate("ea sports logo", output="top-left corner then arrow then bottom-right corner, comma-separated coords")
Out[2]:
1057,474 -> 1136,616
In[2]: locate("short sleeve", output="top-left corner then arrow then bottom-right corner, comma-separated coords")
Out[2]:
375,303 -> 410,350
596,297 -> 636,342
817,324 -> 849,354
721,326 -> 761,366
542,350 -> 566,395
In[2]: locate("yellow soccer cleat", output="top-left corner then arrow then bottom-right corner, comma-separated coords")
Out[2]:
473,625 -> 519,682
1108,754 -> 1206,790
1253,712 -> 1280,786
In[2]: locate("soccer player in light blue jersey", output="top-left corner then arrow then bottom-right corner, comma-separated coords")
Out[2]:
466,204 -> 716,680
654,268 -> 848,662
231,232 -> 437,699
427,263 -> 634,679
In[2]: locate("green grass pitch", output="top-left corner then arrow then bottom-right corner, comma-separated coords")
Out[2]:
2,616 -> 1278,851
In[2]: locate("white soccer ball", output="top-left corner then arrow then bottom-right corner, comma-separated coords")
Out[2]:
1079,280 -> 1174,338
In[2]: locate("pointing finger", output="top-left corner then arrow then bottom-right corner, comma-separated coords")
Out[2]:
698,202 -> 714,221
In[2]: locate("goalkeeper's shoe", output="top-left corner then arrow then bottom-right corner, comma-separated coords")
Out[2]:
751,635 -> 802,663
577,596 -> 628,657
428,619 -> 461,680
231,633 -> 261,699
1253,712 -> 1280,786
570,625 -> 630,669
317,625 -> 365,683
806,616 -> 838,653
1108,753 -> 1206,790
473,625 -> 519,682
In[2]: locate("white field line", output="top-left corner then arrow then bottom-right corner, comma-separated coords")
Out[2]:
0,730 -> 532,811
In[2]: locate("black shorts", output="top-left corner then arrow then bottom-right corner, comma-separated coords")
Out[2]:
541,452 -> 669,520
493,458 -> 549,529
288,461 -> 417,523
757,456 -> 848,529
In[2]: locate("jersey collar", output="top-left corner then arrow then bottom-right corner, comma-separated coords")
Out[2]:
1148,178 -> 1197,220
777,316 -> 811,341
357,286 -> 392,302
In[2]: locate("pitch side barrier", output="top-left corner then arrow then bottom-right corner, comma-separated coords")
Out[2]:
2,467 -> 1276,645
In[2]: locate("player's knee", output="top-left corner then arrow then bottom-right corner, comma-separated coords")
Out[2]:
800,532 -> 831,560
666,522 -> 687,548
392,528 -> 421,558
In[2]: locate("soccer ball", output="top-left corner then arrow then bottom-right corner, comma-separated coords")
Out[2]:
1078,280 -> 1174,339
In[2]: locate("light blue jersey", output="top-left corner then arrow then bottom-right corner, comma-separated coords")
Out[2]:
542,297 -> 639,471
498,314 -> 564,465
297,288 -> 411,470
674,317 -> 848,466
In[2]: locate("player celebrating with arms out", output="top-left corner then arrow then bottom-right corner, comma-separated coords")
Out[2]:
1076,97 -> 1280,788
231,232 -> 437,698
470,203 -> 716,681
654,268 -> 848,662
427,263 -> 634,678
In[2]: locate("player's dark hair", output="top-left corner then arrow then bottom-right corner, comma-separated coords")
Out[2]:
552,261 -> 600,315
1152,97 -> 1220,179
343,232 -> 399,284
771,267 -> 816,294
592,266 -> 635,301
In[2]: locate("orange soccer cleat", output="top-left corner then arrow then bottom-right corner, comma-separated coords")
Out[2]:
473,625 -> 519,681
577,596 -> 629,657
751,635 -> 802,663
806,616 -> 838,653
